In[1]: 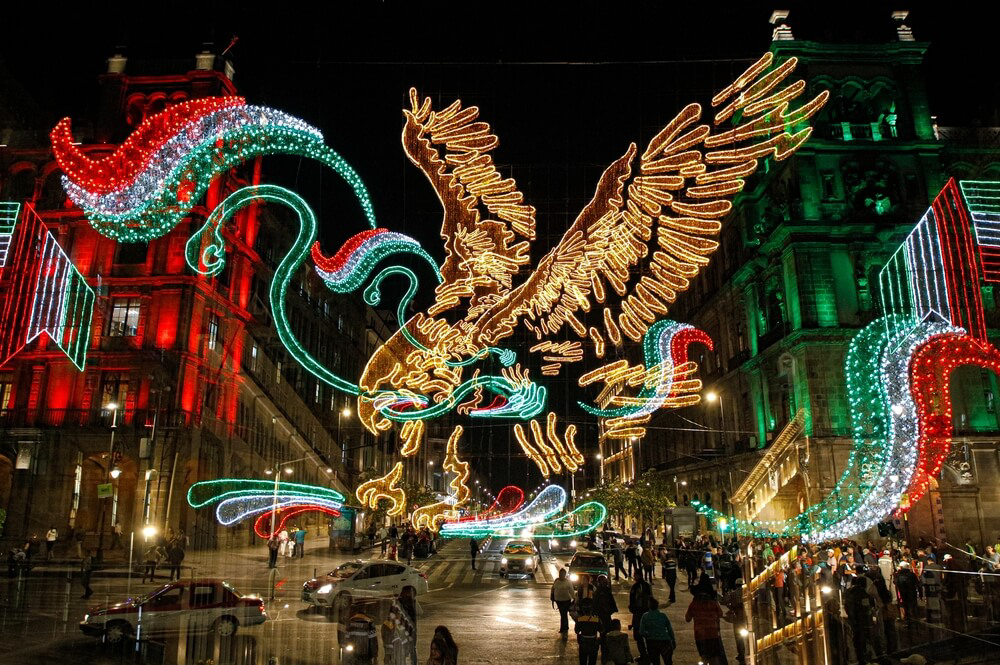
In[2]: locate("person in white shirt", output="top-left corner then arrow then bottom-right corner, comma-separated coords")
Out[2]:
45,527 -> 58,560
551,568 -> 576,635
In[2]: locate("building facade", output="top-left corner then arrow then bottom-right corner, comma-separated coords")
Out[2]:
0,51 -> 392,552
616,13 -> 1000,547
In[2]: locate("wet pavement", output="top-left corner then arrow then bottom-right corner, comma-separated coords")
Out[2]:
0,537 -> 739,664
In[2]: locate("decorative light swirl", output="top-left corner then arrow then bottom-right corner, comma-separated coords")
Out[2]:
579,320 -> 711,419
439,485 -> 566,538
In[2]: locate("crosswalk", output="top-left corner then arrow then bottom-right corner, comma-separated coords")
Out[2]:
408,553 -> 562,587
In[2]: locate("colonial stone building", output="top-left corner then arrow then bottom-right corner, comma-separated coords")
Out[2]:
0,50 -> 392,552
624,13 -> 1000,547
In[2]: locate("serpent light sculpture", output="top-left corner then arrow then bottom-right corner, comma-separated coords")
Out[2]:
694,179 -> 1000,541
187,479 -> 344,534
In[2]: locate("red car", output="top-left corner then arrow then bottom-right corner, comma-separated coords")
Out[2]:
80,579 -> 267,643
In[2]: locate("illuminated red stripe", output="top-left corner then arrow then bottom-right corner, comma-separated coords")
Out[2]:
453,485 -> 525,523
254,504 -> 341,539
310,229 -> 388,273
51,97 -> 246,195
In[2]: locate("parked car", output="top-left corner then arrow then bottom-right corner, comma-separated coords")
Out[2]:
499,540 -> 541,578
302,560 -> 428,615
567,551 -> 610,583
80,579 -> 266,643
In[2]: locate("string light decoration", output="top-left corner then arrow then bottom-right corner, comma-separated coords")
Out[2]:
50,55 -> 826,513
186,478 -> 345,532
0,203 -> 95,371
353,53 -> 825,496
440,485 -> 606,540
440,484 -> 567,538
356,461 -> 406,517
450,485 -> 525,523
254,504 -> 342,539
412,427 -> 472,531
54,99 -> 375,242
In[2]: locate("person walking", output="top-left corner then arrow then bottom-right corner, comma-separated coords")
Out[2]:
294,525 -> 307,558
366,523 -> 377,549
80,549 -> 94,599
662,548 -> 678,602
166,539 -> 184,581
267,534 -> 280,569
431,625 -> 458,665
640,597 -> 676,664
612,541 -> 627,581
723,578 -> 748,665
469,537 -> 479,571
642,545 -> 656,586
895,560 -> 920,624
844,576 -> 874,664
398,586 -> 419,665
142,544 -> 162,583
45,526 -> 58,560
593,574 -> 618,633
378,524 -> 389,556
551,568 -> 575,635
574,598 -> 602,665
625,540 -> 639,581
628,578 -> 653,663
685,587 -> 728,665
74,527 -> 85,559
110,522 -> 123,550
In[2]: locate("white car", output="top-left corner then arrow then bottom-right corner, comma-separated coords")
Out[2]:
499,540 -> 541,579
302,560 -> 428,614
80,579 -> 267,643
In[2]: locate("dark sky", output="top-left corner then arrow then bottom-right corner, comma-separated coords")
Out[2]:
1,3 -> 994,490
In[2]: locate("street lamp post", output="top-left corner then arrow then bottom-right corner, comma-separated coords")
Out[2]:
705,390 -> 726,453
596,453 -> 603,485
96,403 -> 119,562
265,454 -> 312,537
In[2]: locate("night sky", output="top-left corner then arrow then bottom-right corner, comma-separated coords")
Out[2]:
1,4 -> 995,490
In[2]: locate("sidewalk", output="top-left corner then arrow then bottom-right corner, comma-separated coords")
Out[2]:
15,538 -> 383,581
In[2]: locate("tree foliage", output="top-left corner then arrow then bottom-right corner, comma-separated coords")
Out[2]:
590,471 -> 675,533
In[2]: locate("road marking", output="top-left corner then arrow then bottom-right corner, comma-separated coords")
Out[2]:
420,582 -> 510,606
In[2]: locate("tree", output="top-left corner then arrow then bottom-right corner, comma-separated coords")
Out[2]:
590,472 -> 675,534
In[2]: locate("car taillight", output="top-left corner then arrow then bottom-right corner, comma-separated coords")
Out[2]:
419,572 -> 428,580
259,602 -> 266,614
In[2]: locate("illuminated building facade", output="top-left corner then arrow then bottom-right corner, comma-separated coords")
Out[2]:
0,51 -> 388,550
641,14 -> 1000,546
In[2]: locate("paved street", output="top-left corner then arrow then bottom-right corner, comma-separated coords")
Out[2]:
0,537 -> 738,664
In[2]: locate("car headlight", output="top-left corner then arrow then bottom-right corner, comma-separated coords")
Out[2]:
83,614 -> 89,622
570,540 -> 577,547
317,584 -> 333,594
549,539 -> 556,548
501,557 -> 508,564
569,573 -> 579,582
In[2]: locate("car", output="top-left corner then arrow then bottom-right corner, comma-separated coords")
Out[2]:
80,579 -> 266,643
302,560 -> 429,616
499,540 -> 541,578
566,551 -> 611,584
547,537 -> 579,555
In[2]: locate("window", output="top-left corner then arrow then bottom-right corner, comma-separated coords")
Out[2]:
250,343 -> 259,372
108,297 -> 141,337
314,382 -> 321,404
207,313 -> 219,351
276,360 -> 282,385
192,584 -> 218,607
0,375 -> 12,410
115,242 -> 147,265
100,372 -> 129,410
